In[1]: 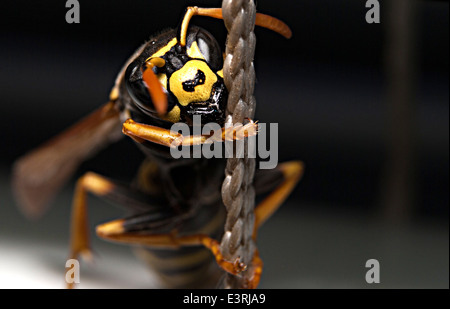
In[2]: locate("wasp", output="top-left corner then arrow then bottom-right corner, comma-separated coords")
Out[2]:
12,6 -> 304,288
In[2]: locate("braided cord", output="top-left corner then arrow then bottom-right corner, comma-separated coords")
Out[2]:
220,0 -> 257,289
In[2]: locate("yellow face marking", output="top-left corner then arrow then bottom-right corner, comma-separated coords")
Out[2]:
152,38 -> 177,58
186,41 -> 206,60
161,105 -> 181,123
169,60 -> 217,107
157,73 -> 167,90
217,69 -> 223,78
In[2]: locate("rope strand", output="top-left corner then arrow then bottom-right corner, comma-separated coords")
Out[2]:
220,0 -> 257,289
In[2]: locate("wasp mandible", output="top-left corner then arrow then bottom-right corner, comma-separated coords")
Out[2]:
12,6 -> 303,288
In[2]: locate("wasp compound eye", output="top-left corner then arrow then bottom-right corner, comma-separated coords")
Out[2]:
186,27 -> 223,71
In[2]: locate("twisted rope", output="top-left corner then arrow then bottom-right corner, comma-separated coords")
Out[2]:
219,0 -> 257,289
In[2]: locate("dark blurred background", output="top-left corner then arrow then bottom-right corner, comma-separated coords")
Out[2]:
0,0 -> 448,288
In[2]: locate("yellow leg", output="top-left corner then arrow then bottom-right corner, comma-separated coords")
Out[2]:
96,221 -> 247,276
122,118 -> 257,147
70,161 -> 303,289
243,249 -> 263,289
253,161 -> 304,239
68,172 -> 119,288
69,173 -> 116,261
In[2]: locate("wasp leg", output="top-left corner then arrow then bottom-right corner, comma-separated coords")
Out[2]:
122,118 -> 257,147
70,173 -> 112,263
242,249 -> 263,289
179,7 -> 292,46
96,222 -> 247,277
253,161 -> 304,239
68,172 -> 168,287
94,159 -> 302,289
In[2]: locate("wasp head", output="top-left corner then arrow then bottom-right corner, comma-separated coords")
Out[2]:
125,27 -> 227,128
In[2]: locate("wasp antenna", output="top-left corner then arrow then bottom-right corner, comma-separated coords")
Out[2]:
255,13 -> 292,39
179,7 -> 198,47
142,58 -> 167,115
179,7 -> 292,44
179,7 -> 223,47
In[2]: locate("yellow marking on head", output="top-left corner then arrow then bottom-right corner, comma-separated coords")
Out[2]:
161,105 -> 181,123
217,69 -> 223,78
169,60 -> 217,107
157,73 -> 167,90
152,38 -> 177,58
187,41 -> 206,60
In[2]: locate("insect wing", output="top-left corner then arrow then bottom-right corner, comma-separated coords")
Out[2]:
12,102 -> 122,219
